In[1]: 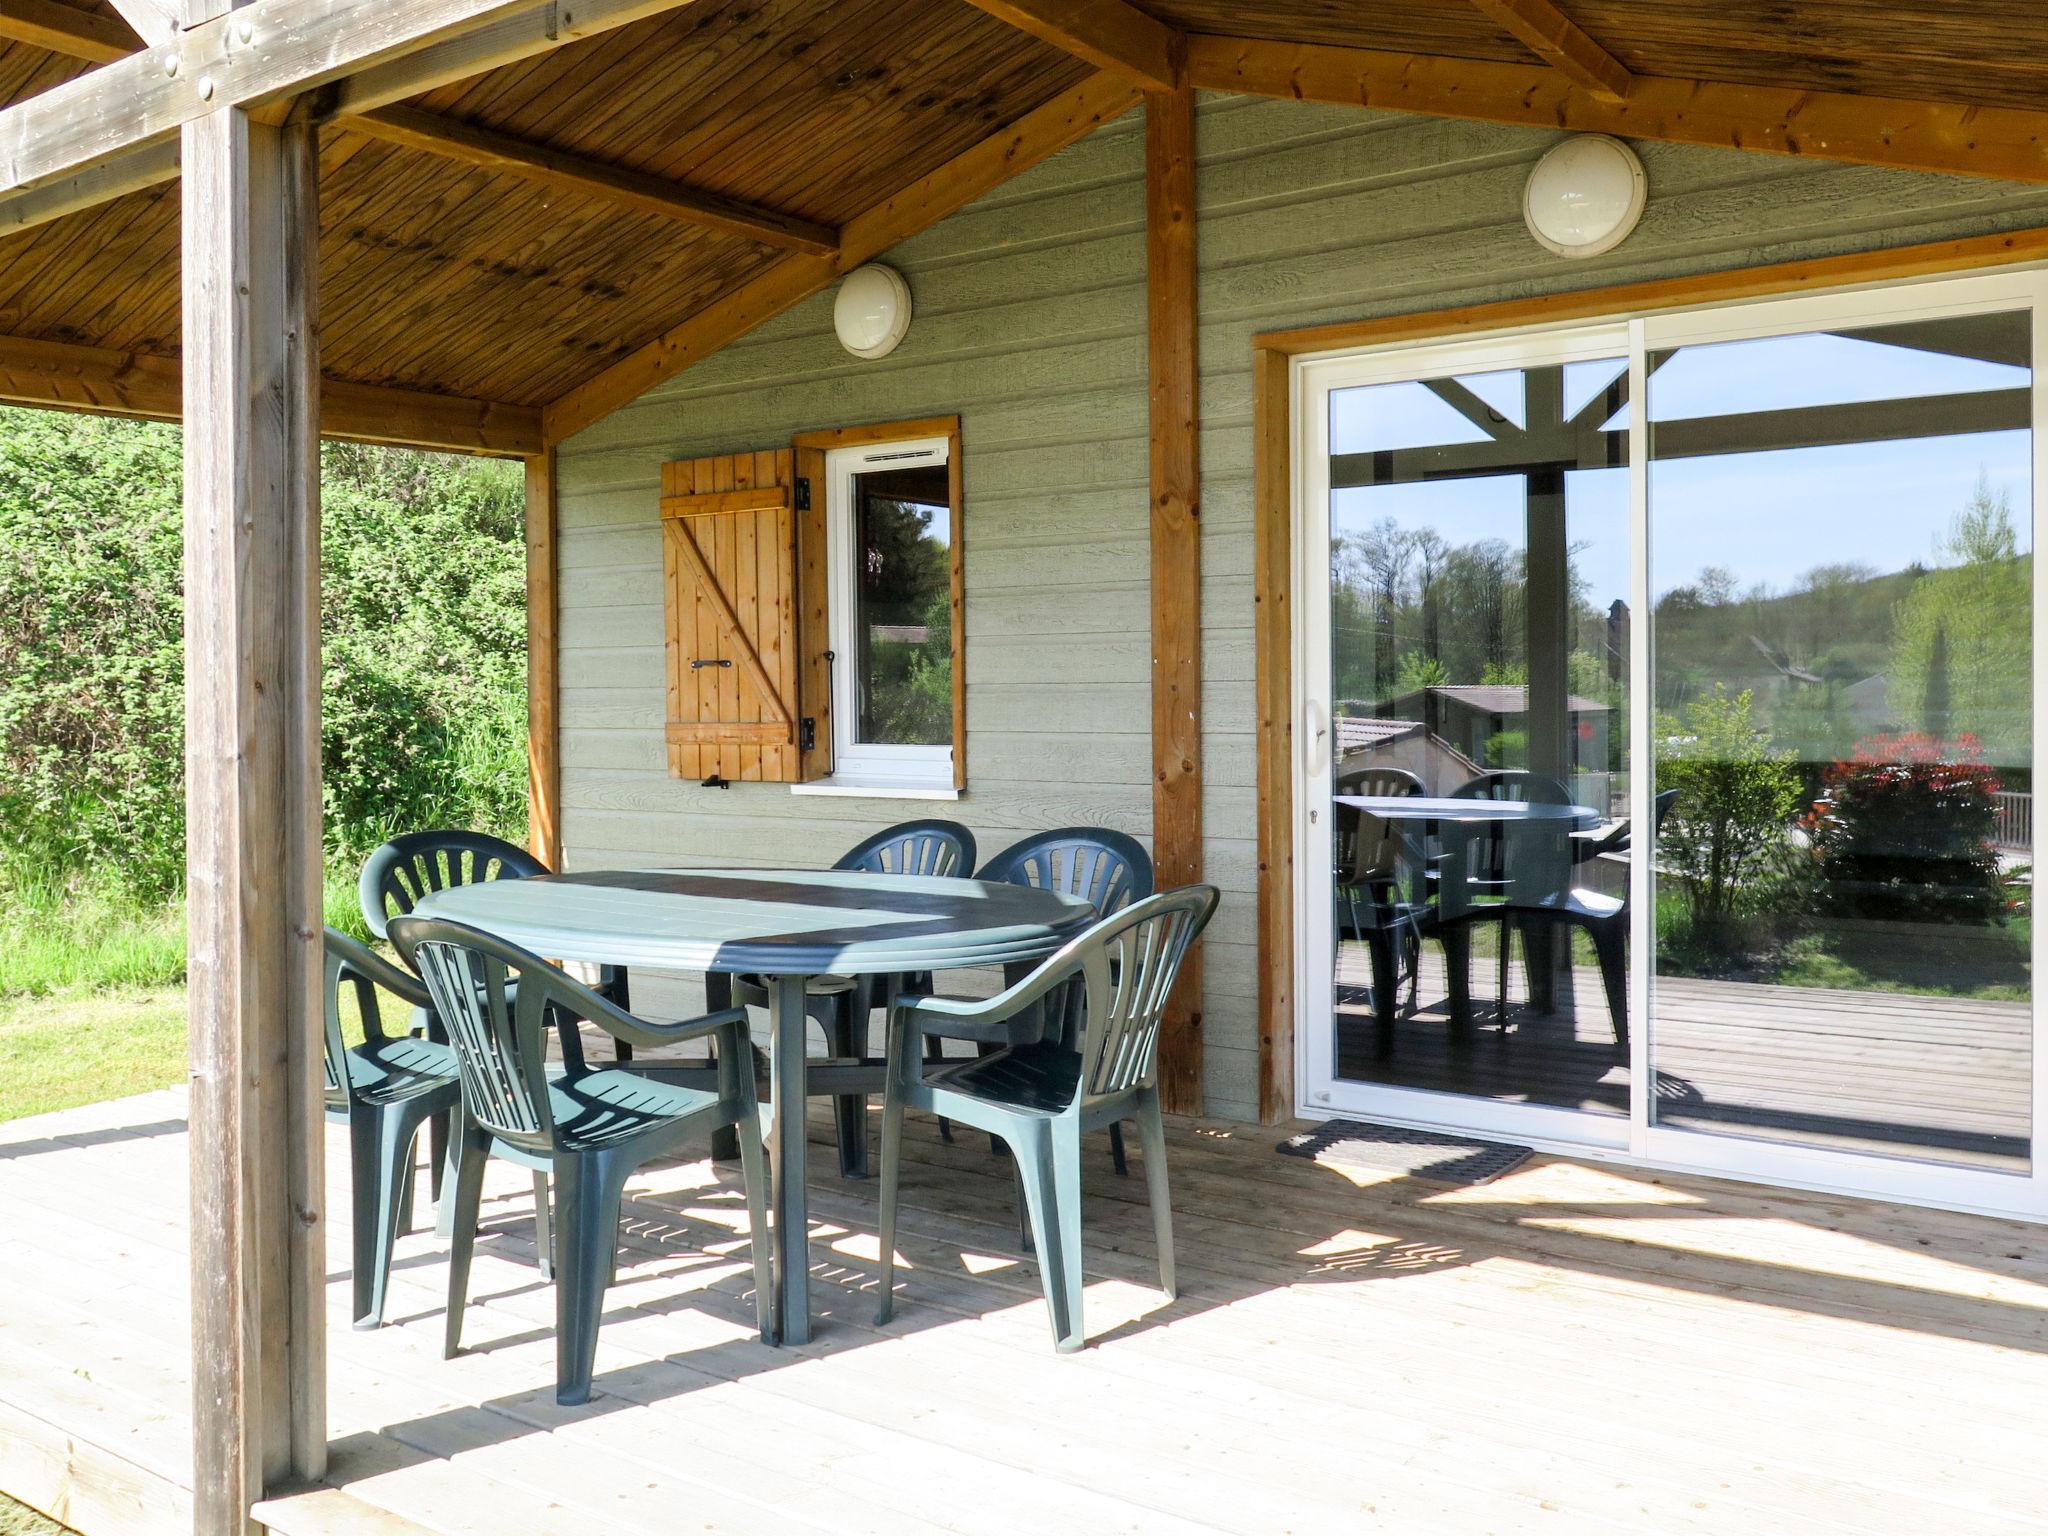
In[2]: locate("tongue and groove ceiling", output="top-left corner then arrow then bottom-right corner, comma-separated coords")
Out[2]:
1,0 -> 2047,441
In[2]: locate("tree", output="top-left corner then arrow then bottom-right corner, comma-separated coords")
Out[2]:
1888,476 -> 2030,769
1657,685 -> 1801,933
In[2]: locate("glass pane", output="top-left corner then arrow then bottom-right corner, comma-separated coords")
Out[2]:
852,461 -> 952,747
1648,309 -> 2033,1172
1326,358 -> 1632,1117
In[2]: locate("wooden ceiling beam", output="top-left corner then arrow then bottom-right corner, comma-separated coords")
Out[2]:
960,0 -> 1179,93
542,69 -> 1145,444
100,0 -> 174,46
0,0 -> 707,209
1186,34 -> 2048,184
1467,0 -> 1631,103
0,0 -> 141,61
349,105 -> 837,254
0,331 -> 542,454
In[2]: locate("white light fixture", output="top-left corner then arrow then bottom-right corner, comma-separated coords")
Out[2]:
833,263 -> 913,359
1523,134 -> 1646,259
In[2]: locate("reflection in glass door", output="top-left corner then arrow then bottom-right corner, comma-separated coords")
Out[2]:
1645,305 -> 2034,1176
1298,273 -> 2046,1214
1306,331 -> 1635,1142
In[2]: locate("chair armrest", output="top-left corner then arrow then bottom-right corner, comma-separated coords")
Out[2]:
584,998 -> 751,1053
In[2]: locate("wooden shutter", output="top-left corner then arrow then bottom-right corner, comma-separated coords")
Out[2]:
661,449 -> 801,783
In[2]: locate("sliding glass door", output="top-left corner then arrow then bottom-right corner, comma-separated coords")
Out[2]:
1296,271 -> 2048,1216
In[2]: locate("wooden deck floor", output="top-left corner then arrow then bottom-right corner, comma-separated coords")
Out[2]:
1334,946 -> 2031,1169
5,1087 -> 2048,1535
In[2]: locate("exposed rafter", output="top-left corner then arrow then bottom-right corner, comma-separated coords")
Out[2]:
101,0 -> 174,46
0,0 -> 139,60
350,106 -> 837,253
1185,34 -> 2048,184
961,0 -> 1179,93
0,0 -> 831,254
1468,0 -> 1632,103
0,0 -> 707,207
542,69 -> 1145,443
0,331 -> 542,454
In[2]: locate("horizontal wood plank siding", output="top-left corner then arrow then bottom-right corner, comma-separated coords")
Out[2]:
558,93 -> 2048,1122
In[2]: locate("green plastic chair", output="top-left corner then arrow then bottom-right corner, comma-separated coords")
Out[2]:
322,929 -> 464,1331
733,819 -> 978,1179
390,914 -> 775,1406
875,885 -> 1219,1353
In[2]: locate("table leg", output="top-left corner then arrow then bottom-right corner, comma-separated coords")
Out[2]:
705,972 -> 741,1162
769,974 -> 811,1345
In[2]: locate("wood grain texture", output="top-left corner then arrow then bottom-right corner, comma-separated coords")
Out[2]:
1147,78 -> 1202,1114
526,450 -> 562,868
0,0 -> 139,61
792,441 -> 832,783
1185,33 -> 2048,184
180,104 -> 325,1534
1466,0 -> 1632,101
1250,345 -> 1292,1125
962,0 -> 1180,91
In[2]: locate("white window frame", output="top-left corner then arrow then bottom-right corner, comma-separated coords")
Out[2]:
1290,266 -> 2048,1221
804,432 -> 957,797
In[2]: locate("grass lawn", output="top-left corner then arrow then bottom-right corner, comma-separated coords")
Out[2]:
0,986 -> 186,1123
0,1493 -> 72,1535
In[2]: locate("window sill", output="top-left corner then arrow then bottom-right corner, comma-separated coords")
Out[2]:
790,776 -> 961,801
790,782 -> 966,806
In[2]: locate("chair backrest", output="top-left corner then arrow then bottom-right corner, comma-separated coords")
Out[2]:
1451,769 -> 1571,804
358,829 -> 547,939
978,827 -> 1153,917
1016,886 -> 1219,1106
1333,767 -> 1422,885
322,927 -> 431,1107
388,915 -> 603,1152
835,820 -> 977,879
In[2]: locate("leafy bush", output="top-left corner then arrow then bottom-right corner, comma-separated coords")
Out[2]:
1656,685 -> 1801,933
0,411 -> 527,904
1802,731 -> 2005,924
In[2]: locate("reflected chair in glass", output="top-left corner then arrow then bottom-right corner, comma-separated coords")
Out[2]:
733,819 -> 978,1178
1334,766 -> 1426,1018
1506,789 -> 1679,1048
1444,770 -> 1573,1022
875,886 -> 1219,1352
391,915 -> 774,1406
322,928 -> 463,1330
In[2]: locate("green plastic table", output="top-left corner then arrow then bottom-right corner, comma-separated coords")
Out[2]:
413,866 -> 1096,1342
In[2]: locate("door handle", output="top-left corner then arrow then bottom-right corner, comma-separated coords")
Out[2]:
1304,697 -> 1329,780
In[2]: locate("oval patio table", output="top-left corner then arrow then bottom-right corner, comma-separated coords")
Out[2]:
412,866 -> 1096,1343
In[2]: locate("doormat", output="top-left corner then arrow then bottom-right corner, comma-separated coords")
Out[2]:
1277,1120 -> 1532,1186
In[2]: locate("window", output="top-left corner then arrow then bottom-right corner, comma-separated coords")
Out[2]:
821,433 -> 958,791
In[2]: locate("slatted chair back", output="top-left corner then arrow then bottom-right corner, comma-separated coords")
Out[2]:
359,829 -> 548,940
1333,765 -> 1423,886
835,819 -> 977,879
1451,769 -> 1571,804
388,915 -> 595,1154
978,827 -> 1153,917
1061,887 -> 1219,1102
321,927 -> 432,1109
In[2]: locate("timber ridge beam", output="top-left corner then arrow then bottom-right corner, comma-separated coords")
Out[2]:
0,0 -> 837,254
0,330 -> 542,454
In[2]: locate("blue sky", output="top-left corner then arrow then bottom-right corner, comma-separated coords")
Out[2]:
1329,327 -> 2033,602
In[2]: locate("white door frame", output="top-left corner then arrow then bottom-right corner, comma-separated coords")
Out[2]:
1290,267 -> 2048,1220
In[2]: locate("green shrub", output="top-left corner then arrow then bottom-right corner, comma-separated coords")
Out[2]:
1656,685 -> 1801,935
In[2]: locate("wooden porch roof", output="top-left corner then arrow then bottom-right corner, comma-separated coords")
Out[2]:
4,0 -> 2048,453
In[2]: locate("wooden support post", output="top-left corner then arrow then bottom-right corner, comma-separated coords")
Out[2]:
525,449 -> 562,869
182,98 -> 326,1534
1251,346 -> 1294,1125
1146,72 -> 1202,1114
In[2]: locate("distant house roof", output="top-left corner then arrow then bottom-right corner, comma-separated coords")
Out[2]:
1380,684 -> 1612,717
1334,716 -> 1423,755
869,625 -> 932,645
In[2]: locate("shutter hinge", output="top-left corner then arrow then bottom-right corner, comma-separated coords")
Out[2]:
793,476 -> 811,512
799,717 -> 817,753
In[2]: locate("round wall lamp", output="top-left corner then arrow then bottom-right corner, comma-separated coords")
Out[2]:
1523,134 -> 1647,259
833,263 -> 913,359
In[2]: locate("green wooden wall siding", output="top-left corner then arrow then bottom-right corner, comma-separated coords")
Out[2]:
556,94 -> 2048,1121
